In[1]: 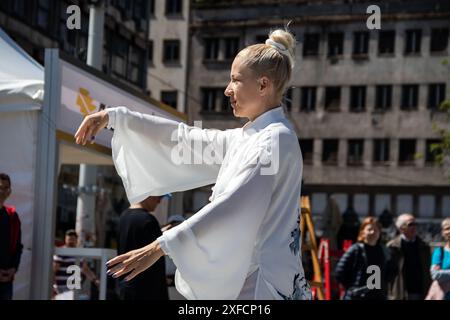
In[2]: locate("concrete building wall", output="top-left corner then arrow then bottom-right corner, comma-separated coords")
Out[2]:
187,0 -> 450,220
148,0 -> 190,113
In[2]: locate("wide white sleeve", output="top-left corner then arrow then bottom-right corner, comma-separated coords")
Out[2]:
157,145 -> 276,299
107,106 -> 236,204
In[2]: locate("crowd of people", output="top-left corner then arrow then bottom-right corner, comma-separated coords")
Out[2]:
334,214 -> 450,300
2,170 -> 449,300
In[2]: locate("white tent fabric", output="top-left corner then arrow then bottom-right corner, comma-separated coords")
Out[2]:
0,28 -> 44,106
0,27 -> 43,299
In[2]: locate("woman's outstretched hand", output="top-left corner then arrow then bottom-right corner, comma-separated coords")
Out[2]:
74,110 -> 109,145
106,240 -> 165,281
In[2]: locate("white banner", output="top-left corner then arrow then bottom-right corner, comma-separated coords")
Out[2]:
59,60 -> 183,148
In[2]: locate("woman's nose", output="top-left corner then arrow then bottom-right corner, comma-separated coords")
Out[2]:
224,84 -> 232,96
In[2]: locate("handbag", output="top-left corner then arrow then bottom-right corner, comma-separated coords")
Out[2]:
347,285 -> 371,300
425,247 -> 450,300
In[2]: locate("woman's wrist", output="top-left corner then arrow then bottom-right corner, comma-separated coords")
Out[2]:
154,240 -> 165,258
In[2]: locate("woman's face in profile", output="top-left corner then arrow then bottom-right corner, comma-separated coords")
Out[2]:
224,56 -> 263,120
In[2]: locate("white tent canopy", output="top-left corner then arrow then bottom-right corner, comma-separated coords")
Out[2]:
0,28 -> 44,109
0,27 -> 186,299
0,27 -> 43,299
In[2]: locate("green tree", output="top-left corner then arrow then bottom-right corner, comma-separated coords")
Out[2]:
430,59 -> 450,180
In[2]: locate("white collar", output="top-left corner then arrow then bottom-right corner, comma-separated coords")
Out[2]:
401,234 -> 417,243
242,106 -> 285,136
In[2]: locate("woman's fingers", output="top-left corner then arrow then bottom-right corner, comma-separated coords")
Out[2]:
74,118 -> 88,144
84,120 -> 98,145
124,266 -> 143,282
107,253 -> 131,268
77,117 -> 92,145
111,264 -> 133,278
74,111 -> 108,145
107,262 -> 126,276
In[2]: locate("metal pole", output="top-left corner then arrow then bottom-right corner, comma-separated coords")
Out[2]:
30,49 -> 60,299
87,2 -> 104,69
76,1 -> 104,247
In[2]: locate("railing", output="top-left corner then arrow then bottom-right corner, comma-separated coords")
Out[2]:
54,247 -> 117,300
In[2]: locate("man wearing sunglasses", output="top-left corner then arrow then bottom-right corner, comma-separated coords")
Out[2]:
387,213 -> 431,300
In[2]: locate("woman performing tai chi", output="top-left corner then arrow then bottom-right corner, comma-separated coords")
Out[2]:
74,27 -> 311,300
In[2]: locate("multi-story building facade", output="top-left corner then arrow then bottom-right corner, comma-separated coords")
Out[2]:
187,0 -> 450,232
0,0 -> 151,91
147,0 -> 190,113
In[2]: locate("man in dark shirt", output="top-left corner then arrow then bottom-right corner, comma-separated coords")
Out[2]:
0,173 -> 23,300
118,194 -> 170,300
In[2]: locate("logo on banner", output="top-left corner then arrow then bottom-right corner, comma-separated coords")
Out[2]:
76,88 -> 97,116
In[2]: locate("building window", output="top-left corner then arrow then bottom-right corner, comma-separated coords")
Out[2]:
200,88 -> 230,113
161,91 -> 178,109
36,0 -> 50,30
283,88 -> 293,112
428,83 -> 446,110
12,0 -> 27,19
148,41 -> 153,64
399,139 -> 416,166
324,86 -> 341,111
397,194 -> 413,214
378,30 -> 395,55
59,2 -> 76,53
202,88 -> 216,112
419,195 -> 435,218
303,33 -> 320,56
348,139 -> 364,166
430,28 -> 449,53
425,139 -> 441,165
111,35 -> 128,77
328,32 -> 344,57
350,86 -> 366,112
204,38 -> 220,60
221,88 -> 231,112
300,87 -> 316,112
401,85 -> 419,110
128,45 -> 145,85
405,29 -> 422,54
149,0 -> 155,16
134,0 -> 150,31
373,139 -> 390,163
224,37 -> 239,60
322,139 -> 339,165
375,85 -> 392,110
255,35 -> 267,44
163,40 -> 180,63
202,88 -> 223,112
299,139 -> 314,165
353,31 -> 369,55
166,0 -> 182,15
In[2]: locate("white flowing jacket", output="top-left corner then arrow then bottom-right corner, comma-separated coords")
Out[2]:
106,106 -> 311,300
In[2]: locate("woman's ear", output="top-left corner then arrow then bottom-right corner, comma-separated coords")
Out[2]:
258,76 -> 270,95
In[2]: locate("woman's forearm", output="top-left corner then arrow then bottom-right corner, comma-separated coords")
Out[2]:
431,268 -> 450,282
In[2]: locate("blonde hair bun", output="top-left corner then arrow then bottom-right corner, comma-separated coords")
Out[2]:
267,29 -> 296,68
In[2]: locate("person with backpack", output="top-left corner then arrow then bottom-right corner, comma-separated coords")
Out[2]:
426,217 -> 450,300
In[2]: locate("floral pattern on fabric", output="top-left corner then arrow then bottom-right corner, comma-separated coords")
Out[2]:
289,208 -> 301,255
277,273 -> 312,300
